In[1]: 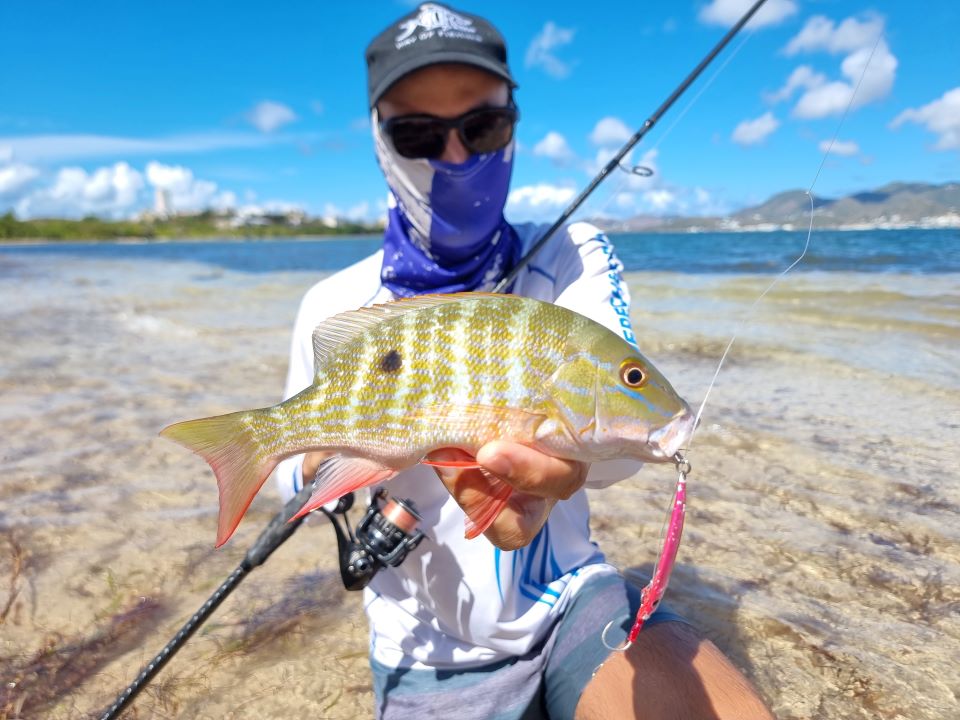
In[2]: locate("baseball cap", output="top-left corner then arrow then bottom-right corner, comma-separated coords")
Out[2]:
365,3 -> 517,108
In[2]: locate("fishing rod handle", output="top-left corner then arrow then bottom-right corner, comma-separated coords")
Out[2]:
245,481 -> 314,567
99,564 -> 248,720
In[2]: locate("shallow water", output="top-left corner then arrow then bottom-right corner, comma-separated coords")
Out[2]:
0,239 -> 958,718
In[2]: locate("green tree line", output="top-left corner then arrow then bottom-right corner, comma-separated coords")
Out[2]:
0,212 -> 384,241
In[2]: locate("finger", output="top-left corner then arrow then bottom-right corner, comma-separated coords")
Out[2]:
481,493 -> 556,551
476,441 -> 587,500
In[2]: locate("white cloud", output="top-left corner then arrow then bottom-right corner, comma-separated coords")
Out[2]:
321,200 -> 377,223
246,101 -> 298,133
784,14 -> 884,56
795,40 -> 896,118
818,139 -> 860,156
731,112 -> 779,145
506,183 -> 577,221
694,187 -> 714,208
350,116 -> 371,132
891,87 -> 960,150
532,132 -> 574,162
643,189 -> 677,211
145,161 -> 234,212
3,160 -> 245,218
589,117 -> 632,147
347,201 -> 370,220
777,15 -> 897,119
606,184 -> 727,217
16,162 -> 144,218
0,163 -> 40,196
766,65 -> 826,103
0,132 -> 281,163
699,0 -> 797,29
525,21 -> 576,78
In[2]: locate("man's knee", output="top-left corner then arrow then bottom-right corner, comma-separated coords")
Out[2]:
576,621 -> 774,720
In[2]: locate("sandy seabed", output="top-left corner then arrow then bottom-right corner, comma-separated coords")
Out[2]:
1,250 -> 958,719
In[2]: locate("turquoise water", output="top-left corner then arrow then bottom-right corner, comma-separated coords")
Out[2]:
2,227 -> 958,275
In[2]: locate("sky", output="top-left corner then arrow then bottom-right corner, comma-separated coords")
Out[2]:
1,0 -> 958,223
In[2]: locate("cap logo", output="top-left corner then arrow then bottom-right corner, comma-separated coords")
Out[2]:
395,3 -> 481,49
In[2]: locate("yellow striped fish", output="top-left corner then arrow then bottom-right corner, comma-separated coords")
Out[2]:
161,293 -> 694,547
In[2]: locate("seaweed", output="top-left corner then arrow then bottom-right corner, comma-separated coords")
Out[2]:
0,596 -> 166,719
0,533 -> 25,625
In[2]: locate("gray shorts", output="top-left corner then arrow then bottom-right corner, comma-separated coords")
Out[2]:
370,572 -> 688,720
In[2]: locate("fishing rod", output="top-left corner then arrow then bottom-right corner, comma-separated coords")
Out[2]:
99,2 -> 768,716
494,0 -> 770,292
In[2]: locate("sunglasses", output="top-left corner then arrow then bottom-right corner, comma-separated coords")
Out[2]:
380,104 -> 519,160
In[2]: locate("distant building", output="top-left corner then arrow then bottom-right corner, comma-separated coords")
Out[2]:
154,188 -> 171,218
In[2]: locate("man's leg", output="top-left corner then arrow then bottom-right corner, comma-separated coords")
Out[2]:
575,621 -> 774,720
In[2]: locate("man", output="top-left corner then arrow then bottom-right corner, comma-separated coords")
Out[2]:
275,4 -> 773,718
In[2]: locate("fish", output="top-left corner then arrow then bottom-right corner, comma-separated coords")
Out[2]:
161,292 -> 695,547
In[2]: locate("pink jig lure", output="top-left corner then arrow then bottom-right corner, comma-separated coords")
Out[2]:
607,455 -> 689,650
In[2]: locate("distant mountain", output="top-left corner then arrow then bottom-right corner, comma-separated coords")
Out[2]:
596,181 -> 960,233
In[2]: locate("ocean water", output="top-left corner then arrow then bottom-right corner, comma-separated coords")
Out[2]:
1,229 -> 958,718
2,226 -> 957,275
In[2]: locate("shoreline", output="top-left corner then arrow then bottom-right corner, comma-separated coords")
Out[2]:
0,232 -> 384,246
1,222 -> 958,246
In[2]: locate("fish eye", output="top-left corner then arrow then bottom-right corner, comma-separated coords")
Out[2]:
619,360 -> 647,388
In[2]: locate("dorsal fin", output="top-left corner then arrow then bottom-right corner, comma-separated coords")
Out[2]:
310,292 -> 504,375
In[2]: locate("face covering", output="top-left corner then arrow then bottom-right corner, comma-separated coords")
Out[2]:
373,113 -> 521,297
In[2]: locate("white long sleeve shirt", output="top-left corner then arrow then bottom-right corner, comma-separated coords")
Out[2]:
274,222 -> 643,669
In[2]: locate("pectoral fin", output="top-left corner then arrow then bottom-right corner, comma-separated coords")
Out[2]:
463,469 -> 514,540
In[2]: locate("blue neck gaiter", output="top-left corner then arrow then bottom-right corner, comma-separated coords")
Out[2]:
373,116 -> 521,297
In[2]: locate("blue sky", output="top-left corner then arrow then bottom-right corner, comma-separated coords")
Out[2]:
1,0 -> 957,222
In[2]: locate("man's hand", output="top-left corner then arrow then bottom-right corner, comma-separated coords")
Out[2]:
429,441 -> 588,551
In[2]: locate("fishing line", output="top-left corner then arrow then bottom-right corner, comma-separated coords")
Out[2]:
582,28 -> 758,223
685,30 -> 886,451
600,26 -> 886,656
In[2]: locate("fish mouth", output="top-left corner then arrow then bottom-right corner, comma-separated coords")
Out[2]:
648,410 -> 696,459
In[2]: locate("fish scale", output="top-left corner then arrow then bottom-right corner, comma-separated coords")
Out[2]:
161,292 -> 694,547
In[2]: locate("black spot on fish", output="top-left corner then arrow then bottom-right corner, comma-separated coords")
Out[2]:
379,349 -> 402,373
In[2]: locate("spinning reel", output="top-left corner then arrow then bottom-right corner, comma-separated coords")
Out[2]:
320,488 -> 426,591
